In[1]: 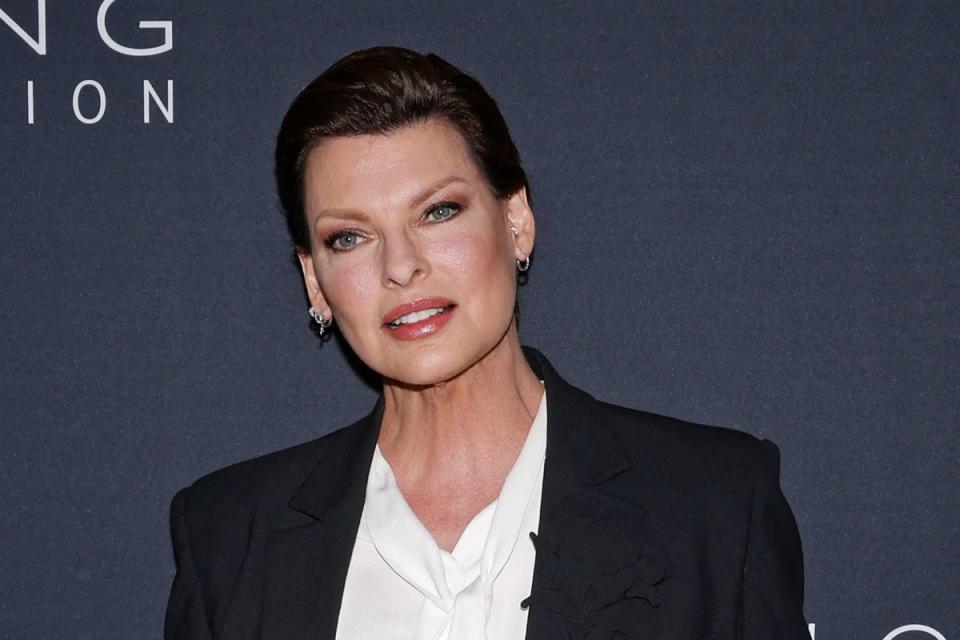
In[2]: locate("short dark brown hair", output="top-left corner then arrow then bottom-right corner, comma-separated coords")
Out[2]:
275,46 -> 529,252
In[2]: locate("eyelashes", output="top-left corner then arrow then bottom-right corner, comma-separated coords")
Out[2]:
424,200 -> 462,222
323,229 -> 362,252
321,200 -> 464,253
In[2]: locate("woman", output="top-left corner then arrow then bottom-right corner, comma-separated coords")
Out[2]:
165,47 -> 809,640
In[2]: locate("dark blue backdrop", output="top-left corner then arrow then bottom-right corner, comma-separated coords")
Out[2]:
1,2 -> 957,639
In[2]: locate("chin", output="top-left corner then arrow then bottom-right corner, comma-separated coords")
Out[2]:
377,342 -> 486,388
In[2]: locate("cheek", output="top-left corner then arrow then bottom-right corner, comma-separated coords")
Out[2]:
319,260 -> 377,321
435,229 -> 515,302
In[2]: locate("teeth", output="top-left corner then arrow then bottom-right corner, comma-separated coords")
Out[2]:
389,307 -> 447,327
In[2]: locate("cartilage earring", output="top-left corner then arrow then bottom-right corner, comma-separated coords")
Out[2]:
516,255 -> 530,272
510,224 -> 519,237
308,306 -> 333,336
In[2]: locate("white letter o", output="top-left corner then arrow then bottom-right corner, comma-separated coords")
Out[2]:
72,80 -> 106,124
883,625 -> 947,640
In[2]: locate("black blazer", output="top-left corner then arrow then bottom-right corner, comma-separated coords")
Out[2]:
165,347 -> 808,639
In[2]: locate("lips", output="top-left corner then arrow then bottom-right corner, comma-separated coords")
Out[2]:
382,296 -> 456,341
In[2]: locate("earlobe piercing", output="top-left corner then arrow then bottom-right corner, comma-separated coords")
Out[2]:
308,306 -> 334,336
511,225 -> 530,271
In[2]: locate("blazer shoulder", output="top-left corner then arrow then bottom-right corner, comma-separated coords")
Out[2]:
595,398 -> 774,481
177,410 -> 373,529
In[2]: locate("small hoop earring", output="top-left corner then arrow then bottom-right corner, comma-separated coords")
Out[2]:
308,306 -> 333,336
516,255 -> 530,272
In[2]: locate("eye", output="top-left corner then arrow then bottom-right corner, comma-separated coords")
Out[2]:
323,230 -> 364,252
424,201 -> 462,223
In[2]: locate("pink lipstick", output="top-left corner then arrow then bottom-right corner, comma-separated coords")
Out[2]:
382,297 -> 456,341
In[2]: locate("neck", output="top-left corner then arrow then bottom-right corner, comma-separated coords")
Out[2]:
377,328 -> 543,483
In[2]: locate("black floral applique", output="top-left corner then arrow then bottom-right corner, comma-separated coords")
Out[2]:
521,487 -> 672,640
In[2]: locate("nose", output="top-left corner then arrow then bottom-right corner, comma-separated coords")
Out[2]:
380,229 -> 428,288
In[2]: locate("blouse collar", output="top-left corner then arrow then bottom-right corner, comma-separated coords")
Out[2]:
361,387 -> 548,612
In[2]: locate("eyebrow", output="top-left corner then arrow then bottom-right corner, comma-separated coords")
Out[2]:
408,176 -> 468,209
313,176 -> 469,223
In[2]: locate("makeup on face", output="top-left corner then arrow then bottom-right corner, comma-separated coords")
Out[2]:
381,296 -> 457,341
299,120 -> 524,385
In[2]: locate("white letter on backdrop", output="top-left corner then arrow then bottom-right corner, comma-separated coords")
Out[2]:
27,80 -> 35,124
73,80 -> 106,124
143,80 -> 174,123
882,625 -> 947,640
97,0 -> 172,56
0,0 -> 46,54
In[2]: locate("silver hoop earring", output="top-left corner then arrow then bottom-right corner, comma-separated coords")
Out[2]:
308,306 -> 333,336
516,255 -> 530,272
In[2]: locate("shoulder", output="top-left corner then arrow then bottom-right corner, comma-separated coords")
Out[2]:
600,399 -> 767,458
576,397 -> 793,559
529,346 -> 775,485
180,435 -> 325,518
589,397 -> 779,492
173,410 -> 371,534
164,408 -> 380,628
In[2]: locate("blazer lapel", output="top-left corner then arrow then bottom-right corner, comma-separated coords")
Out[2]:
259,347 -> 656,640
522,348 -> 668,640
259,397 -> 383,640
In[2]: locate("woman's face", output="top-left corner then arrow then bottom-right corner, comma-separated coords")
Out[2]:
297,119 -> 535,386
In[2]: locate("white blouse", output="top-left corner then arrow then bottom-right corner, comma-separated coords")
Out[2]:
334,390 -> 548,640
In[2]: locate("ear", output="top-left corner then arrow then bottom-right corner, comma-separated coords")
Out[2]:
505,186 -> 535,260
296,248 -> 332,316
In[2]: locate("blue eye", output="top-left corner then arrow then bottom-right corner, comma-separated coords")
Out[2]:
425,202 -> 461,222
324,230 -> 363,252
336,233 -> 358,249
